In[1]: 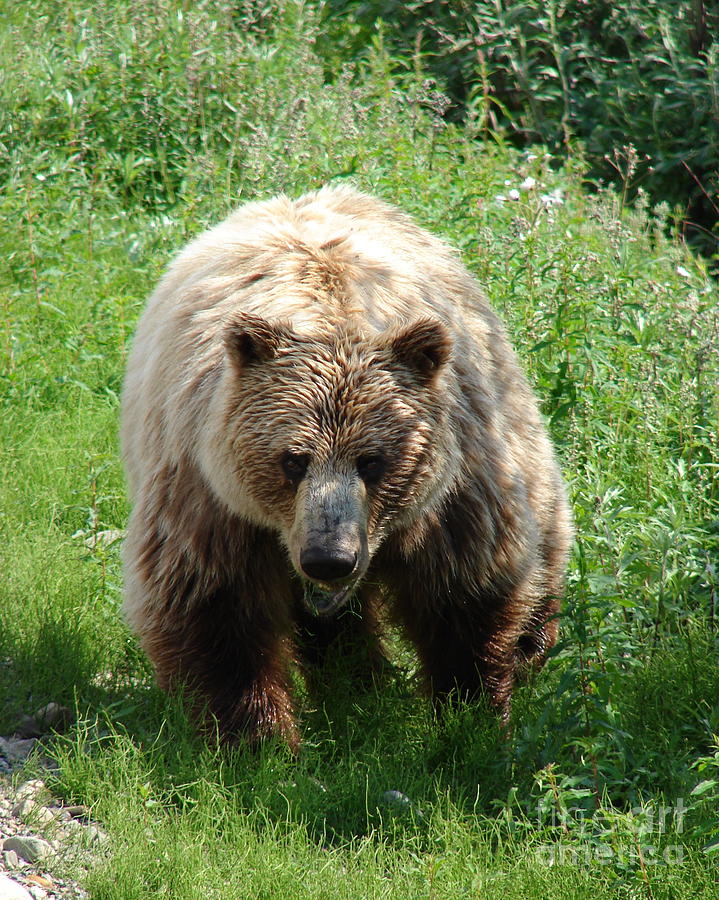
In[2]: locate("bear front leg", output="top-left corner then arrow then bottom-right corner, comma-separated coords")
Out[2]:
141,585 -> 300,750
393,591 -> 524,721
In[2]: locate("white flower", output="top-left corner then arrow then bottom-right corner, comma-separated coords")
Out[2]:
520,176 -> 537,190
540,189 -> 564,208
676,265 -> 691,278
508,189 -> 520,201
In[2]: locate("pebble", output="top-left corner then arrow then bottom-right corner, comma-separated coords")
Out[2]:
2,838 -> 53,865
10,801 -> 55,829
0,709 -> 103,899
0,873 -> 32,900
381,789 -> 412,811
0,741 -> 36,768
1,851 -> 19,869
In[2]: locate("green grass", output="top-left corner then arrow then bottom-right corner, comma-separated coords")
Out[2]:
1,1 -> 718,897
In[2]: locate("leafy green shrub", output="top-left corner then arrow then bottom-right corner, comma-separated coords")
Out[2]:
320,0 -> 719,258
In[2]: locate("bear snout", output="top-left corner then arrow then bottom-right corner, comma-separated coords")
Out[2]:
300,545 -> 358,583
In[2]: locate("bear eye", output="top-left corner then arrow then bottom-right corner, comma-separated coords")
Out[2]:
357,453 -> 386,484
281,451 -> 310,483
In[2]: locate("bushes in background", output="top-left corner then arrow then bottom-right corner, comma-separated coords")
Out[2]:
320,0 -> 719,259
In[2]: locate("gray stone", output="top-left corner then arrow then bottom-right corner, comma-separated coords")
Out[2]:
0,873 -> 32,900
13,782 -> 46,803
2,837 -> 53,864
83,825 -> 109,847
1,851 -> 20,869
33,703 -> 72,734
10,800 -> 54,828
381,789 -> 412,811
0,739 -> 36,766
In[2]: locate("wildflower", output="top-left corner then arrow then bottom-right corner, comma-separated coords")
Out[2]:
540,189 -> 564,208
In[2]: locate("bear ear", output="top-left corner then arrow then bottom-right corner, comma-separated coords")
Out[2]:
386,318 -> 452,383
224,313 -> 293,368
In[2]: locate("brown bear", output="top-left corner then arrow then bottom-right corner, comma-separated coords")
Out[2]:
121,185 -> 573,750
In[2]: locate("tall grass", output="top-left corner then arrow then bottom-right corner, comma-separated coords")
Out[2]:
1,1 -> 718,897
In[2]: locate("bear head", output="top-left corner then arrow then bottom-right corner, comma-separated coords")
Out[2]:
199,312 -> 462,616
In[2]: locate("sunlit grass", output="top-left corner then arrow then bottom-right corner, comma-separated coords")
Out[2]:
1,1 -> 717,897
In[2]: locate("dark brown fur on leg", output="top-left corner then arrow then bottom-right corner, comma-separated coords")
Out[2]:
392,595 -> 522,720
141,586 -> 300,750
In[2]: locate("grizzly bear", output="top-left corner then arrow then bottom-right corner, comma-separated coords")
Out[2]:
121,185 -> 573,749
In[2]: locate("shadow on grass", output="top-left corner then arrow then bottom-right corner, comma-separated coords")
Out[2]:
3,611 -> 718,855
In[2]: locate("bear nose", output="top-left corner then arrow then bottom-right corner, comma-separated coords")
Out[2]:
300,547 -> 358,583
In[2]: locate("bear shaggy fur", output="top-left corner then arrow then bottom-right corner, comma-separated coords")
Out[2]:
121,185 -> 573,749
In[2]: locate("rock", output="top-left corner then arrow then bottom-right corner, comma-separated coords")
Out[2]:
380,789 -> 412,811
47,806 -> 72,822
83,825 -> 109,847
10,798 -> 34,819
33,704 -> 72,734
15,704 -> 72,739
62,805 -> 89,820
13,782 -> 46,803
0,739 -> 36,767
25,877 -> 52,890
0,873 -> 32,900
379,789 -> 423,819
14,718 -> 43,741
0,758 -> 96,899
10,800 -> 55,828
1,851 -> 19,869
2,837 -> 53,864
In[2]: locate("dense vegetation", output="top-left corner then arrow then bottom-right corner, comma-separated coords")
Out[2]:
321,0 -> 719,260
1,1 -> 718,897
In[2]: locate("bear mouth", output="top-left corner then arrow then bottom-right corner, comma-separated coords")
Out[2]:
302,581 -> 354,618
